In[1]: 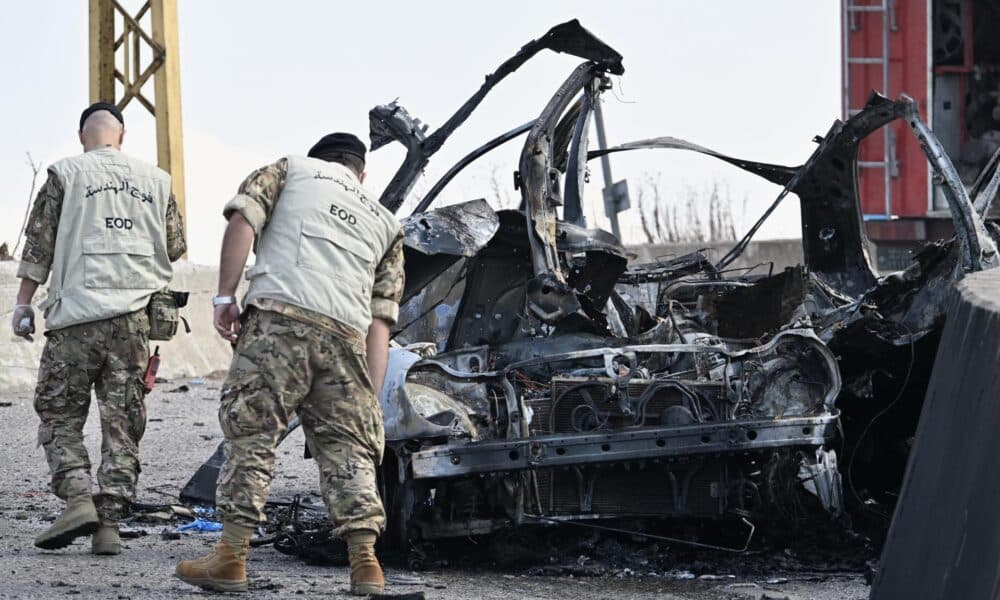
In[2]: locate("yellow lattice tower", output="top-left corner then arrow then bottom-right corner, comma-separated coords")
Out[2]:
89,0 -> 187,239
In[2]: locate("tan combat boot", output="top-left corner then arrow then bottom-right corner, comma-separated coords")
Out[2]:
92,520 -> 121,555
346,529 -> 384,596
174,522 -> 251,593
34,495 -> 100,550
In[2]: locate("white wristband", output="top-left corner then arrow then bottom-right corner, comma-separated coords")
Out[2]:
212,295 -> 237,306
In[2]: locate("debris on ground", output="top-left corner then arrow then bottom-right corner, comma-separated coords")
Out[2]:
175,518 -> 221,533
159,528 -> 181,541
174,17 -> 998,591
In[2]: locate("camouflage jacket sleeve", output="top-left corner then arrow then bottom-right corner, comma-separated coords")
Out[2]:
371,229 -> 405,325
222,157 -> 288,235
17,169 -> 64,284
165,193 -> 187,261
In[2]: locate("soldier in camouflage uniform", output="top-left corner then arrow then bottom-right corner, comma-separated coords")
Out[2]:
11,103 -> 186,555
175,133 -> 403,595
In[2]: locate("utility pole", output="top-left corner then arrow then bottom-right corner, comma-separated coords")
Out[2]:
89,0 -> 187,247
593,99 -> 629,242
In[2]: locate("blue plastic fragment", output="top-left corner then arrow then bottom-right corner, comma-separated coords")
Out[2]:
177,518 -> 223,533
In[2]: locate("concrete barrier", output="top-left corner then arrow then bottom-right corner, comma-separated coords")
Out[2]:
627,239 -> 804,273
0,261 -> 241,393
870,268 -> 1000,599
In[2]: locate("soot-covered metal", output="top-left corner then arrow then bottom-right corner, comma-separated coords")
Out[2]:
183,19 -> 999,562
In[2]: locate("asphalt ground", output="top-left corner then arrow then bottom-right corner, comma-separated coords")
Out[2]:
0,377 -> 870,599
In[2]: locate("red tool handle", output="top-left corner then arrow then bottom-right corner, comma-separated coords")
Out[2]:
144,346 -> 161,393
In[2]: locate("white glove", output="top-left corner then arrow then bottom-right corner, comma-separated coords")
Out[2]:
12,304 -> 35,341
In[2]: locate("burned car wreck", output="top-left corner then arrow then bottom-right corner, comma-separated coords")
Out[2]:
183,20 -> 999,556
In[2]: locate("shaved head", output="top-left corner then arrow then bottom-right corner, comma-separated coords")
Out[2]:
79,110 -> 125,151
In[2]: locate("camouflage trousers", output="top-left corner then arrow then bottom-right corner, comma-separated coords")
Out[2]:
216,308 -> 386,537
34,310 -> 149,520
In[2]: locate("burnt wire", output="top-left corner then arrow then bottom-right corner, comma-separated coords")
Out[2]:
717,183 -> 798,271
717,127 -> 835,271
576,388 -> 613,431
716,264 -> 776,278
523,514 -> 756,553
724,261 -> 774,279
656,278 -> 750,311
845,323 -> 916,519
634,379 -> 709,425
548,381 -> 610,433
608,75 -> 636,105
569,401 -> 610,432
513,370 -> 547,392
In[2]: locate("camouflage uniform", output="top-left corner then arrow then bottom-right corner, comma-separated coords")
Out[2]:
18,168 -> 187,519
216,160 -> 404,536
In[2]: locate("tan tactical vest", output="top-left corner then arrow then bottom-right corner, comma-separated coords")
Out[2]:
244,155 -> 401,335
40,147 -> 174,330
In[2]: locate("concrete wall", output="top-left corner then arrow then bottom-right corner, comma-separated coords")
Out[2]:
0,261 -> 240,393
628,239 -> 804,273
0,239 -> 805,392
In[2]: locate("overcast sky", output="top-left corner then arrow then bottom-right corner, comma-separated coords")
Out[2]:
0,1 -> 840,264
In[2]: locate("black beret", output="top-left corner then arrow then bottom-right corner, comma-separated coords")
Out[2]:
79,102 -> 124,130
308,132 -> 366,164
